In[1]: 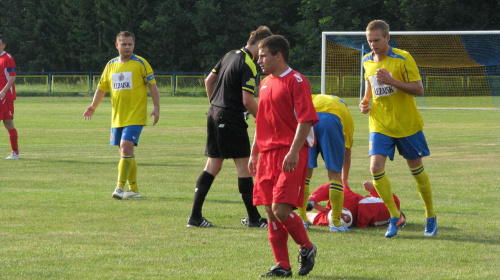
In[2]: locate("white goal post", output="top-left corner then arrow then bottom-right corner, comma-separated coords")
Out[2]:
321,31 -> 500,108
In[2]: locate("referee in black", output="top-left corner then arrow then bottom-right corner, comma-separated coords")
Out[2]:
187,26 -> 272,228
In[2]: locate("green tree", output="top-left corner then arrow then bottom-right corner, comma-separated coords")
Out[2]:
400,0 -> 500,30
1,0 -> 499,73
0,0 -> 73,71
140,0 -> 200,72
93,0 -> 152,69
61,0 -> 103,71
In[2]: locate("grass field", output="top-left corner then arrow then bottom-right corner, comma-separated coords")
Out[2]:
0,97 -> 499,279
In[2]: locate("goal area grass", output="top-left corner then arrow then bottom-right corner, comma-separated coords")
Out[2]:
0,97 -> 498,279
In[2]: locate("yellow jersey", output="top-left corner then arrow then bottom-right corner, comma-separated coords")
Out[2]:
363,47 -> 423,137
311,94 -> 354,149
98,54 -> 156,128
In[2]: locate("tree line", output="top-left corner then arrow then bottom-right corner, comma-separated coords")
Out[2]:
0,0 -> 498,74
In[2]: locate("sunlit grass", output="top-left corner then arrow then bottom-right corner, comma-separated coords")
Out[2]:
0,97 -> 498,279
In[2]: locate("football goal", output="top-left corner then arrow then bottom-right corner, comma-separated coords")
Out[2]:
321,31 -> 500,109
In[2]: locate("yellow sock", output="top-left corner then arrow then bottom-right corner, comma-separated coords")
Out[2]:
372,171 -> 400,218
298,178 -> 311,223
329,180 -> 344,227
117,156 -> 133,189
411,165 -> 435,218
128,157 -> 138,193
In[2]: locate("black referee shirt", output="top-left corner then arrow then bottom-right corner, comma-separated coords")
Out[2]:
210,47 -> 257,112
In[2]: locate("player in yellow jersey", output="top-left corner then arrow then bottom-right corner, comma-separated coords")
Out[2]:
83,31 -> 160,200
359,20 -> 437,238
298,94 -> 354,233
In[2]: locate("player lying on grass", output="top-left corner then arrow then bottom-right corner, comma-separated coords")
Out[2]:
306,181 -> 403,228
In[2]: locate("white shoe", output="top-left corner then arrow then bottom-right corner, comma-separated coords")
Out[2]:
6,153 -> 20,159
112,187 -> 124,199
123,190 -> 141,199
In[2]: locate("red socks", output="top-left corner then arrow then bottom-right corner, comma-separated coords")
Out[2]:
8,128 -> 18,153
281,212 -> 312,250
268,221 -> 290,270
268,212 -> 313,270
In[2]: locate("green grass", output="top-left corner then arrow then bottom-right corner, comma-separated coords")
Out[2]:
0,97 -> 499,279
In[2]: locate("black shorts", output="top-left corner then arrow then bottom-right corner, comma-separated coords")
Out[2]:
205,106 -> 250,158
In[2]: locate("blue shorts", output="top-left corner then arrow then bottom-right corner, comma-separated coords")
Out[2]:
110,125 -> 144,146
369,131 -> 430,161
308,113 -> 345,173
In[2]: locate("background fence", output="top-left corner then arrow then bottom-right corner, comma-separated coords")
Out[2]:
15,72 -> 322,97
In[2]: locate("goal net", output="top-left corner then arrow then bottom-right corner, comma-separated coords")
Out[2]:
321,31 -> 500,109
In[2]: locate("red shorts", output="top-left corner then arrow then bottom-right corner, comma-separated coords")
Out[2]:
0,99 -> 14,120
253,146 -> 309,207
312,211 -> 329,226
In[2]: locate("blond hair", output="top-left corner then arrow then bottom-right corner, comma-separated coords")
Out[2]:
366,20 -> 390,36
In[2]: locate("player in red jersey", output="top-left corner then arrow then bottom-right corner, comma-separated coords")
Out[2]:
306,181 -> 401,228
249,35 -> 318,277
0,37 -> 20,159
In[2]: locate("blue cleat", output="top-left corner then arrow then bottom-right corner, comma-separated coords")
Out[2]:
385,214 -> 406,238
329,225 -> 350,232
425,216 -> 437,236
303,221 -> 310,230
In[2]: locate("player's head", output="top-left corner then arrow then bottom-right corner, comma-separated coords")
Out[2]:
259,35 -> 290,63
257,35 -> 290,75
366,20 -> 390,37
116,31 -> 135,43
115,31 -> 135,59
247,26 -> 273,46
366,20 -> 390,55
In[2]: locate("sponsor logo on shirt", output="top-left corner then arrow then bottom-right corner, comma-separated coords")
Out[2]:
369,74 -> 397,97
112,72 -> 132,90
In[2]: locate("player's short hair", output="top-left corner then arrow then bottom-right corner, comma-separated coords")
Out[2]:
116,31 -> 135,42
259,35 -> 290,64
247,26 -> 273,46
366,20 -> 390,37
0,36 -> 6,45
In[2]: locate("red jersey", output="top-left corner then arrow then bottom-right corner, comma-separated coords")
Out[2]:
308,183 -> 363,222
0,51 -> 17,100
356,191 -> 400,227
308,183 -> 400,227
255,68 -> 318,152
